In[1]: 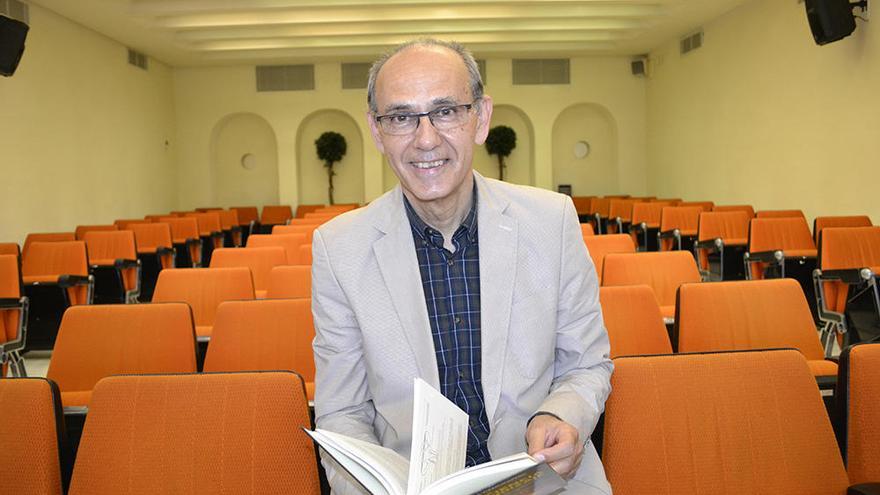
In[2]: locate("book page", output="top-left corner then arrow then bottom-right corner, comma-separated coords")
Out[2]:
309,429 -> 410,495
422,453 -> 565,495
406,378 -> 468,495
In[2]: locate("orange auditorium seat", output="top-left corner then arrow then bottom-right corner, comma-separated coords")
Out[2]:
694,211 -> 750,280
247,233 -> 308,265
209,247 -> 287,299
599,285 -> 672,358
83,231 -> 141,304
813,215 -> 872,245
756,209 -> 806,219
583,234 -> 635,285
267,265 -> 311,299
0,254 -> 27,377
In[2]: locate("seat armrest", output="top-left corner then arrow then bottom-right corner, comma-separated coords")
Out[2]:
0,297 -> 25,309
819,269 -> 866,284
658,229 -> 679,239
156,246 -> 175,256
849,483 -> 880,495
57,275 -> 92,288
695,239 -> 722,250
114,258 -> 139,270
745,250 -> 783,263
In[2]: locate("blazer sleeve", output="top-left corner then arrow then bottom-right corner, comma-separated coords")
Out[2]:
311,228 -> 381,494
536,197 -> 613,443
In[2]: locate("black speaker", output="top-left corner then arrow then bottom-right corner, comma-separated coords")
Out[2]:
805,0 -> 857,45
0,14 -> 28,76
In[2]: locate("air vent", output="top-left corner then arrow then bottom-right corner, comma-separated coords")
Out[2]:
476,59 -> 487,85
127,48 -> 148,70
680,31 -> 704,55
512,59 -> 570,85
256,64 -> 315,92
1,0 -> 28,23
341,62 -> 370,89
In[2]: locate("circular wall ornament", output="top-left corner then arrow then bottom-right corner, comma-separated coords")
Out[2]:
241,153 -> 257,170
573,141 -> 591,159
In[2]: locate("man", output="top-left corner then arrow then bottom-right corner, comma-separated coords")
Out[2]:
312,39 -> 612,494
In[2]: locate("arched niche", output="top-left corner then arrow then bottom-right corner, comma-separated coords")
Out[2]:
210,113 -> 279,206
551,103 -> 619,195
477,104 -> 535,185
296,109 -> 364,205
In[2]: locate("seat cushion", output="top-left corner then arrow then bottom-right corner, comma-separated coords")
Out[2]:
807,359 -> 838,378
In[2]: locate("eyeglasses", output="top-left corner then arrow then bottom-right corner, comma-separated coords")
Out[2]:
374,101 -> 477,135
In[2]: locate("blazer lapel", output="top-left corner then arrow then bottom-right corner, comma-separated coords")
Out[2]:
474,173 -> 518,423
372,189 -> 440,388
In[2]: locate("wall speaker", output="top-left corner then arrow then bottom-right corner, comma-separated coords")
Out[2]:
631,56 -> 649,77
0,15 -> 28,76
805,0 -> 858,45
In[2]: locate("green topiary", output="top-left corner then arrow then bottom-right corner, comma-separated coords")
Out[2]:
485,125 -> 517,181
315,131 -> 347,204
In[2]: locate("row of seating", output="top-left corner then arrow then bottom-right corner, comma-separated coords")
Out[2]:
4,345 -> 878,494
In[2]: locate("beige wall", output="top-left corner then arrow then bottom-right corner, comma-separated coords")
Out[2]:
0,4 -> 177,245
211,112 -> 279,207
173,55 -> 648,208
296,110 -> 364,205
647,0 -> 879,223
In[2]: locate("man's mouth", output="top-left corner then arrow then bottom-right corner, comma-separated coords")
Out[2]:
410,159 -> 446,170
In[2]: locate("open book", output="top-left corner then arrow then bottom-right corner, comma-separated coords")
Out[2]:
305,378 -> 566,495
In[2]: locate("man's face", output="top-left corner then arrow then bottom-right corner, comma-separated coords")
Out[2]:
368,45 -> 493,209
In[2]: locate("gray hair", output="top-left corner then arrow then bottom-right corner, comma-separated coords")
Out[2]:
366,38 -> 484,114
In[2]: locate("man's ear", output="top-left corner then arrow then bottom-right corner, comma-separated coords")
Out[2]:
473,95 -> 494,145
366,110 -> 386,154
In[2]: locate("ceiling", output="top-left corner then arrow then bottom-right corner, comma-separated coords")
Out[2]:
29,0 -> 752,67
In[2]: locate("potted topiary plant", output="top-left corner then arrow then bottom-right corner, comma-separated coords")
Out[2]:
315,131 -> 347,205
485,125 -> 517,181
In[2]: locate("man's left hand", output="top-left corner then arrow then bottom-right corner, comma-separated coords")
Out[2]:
525,414 -> 584,479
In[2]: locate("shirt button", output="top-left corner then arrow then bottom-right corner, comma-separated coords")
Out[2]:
447,259 -> 454,266
454,316 -> 461,324
469,419 -> 478,428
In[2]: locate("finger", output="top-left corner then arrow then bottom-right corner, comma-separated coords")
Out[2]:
534,439 -> 576,464
525,423 -> 548,458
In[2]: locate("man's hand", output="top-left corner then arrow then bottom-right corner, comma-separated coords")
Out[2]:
525,414 -> 584,479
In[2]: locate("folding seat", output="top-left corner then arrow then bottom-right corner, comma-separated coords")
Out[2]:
602,251 -> 701,324
113,219 -> 149,230
0,377 -> 67,495
599,285 -> 672,358
46,303 -> 197,409
21,241 -> 93,351
69,371 -> 320,495
589,197 -> 611,234
603,349 -> 857,495
185,212 -> 224,266
580,223 -> 594,238
836,343 -> 880,486
676,200 -> 714,212
246,233 -> 307,265
259,205 -> 293,234
571,196 -> 594,223
273,223 -> 319,243
152,267 -> 254,343
22,232 -> 75,262
0,255 -> 27,377
583,234 -> 635,285
209,247 -> 286,299
756,209 -> 806,219
607,199 -> 639,234
0,242 -> 19,257
217,209 -> 242,247
295,203 -> 325,218
159,217 -> 202,268
630,201 -> 671,251
204,299 -> 317,400
814,227 -> 880,355
230,206 -> 259,244
713,204 -> 756,218
694,210 -> 750,281
745,217 -> 819,322
83,231 -> 140,304
658,206 -> 702,252
74,225 -> 117,241
267,265 -> 311,299
814,215 -> 872,245
129,223 -> 174,302
676,279 -> 836,382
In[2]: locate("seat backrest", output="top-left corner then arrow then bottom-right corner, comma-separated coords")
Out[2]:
209,247 -> 287,293
267,265 -> 311,299
712,204 -> 756,218
571,196 -> 593,216
314,204 -> 357,214
603,349 -> 849,495
261,205 -> 293,225
0,254 -> 22,343
273,224 -> 319,242
589,197 -> 611,217
69,372 -> 319,495
204,300 -> 315,388
608,199 -> 638,222
247,234 -> 307,265
129,223 -> 173,253
756,209 -> 805,219
0,242 -> 19,257
230,206 -> 258,225
294,204 -> 324,218
83,231 -> 137,265
583,234 -> 635,284
185,212 -> 222,236
22,241 -> 89,278
814,215 -> 872,245
659,206 -> 703,235
748,217 -> 816,253
113,219 -> 149,230
602,251 -> 701,307
152,268 -> 255,327
819,226 -> 880,270
675,279 -> 825,360
46,304 -> 197,401
697,211 -> 750,243
22,232 -> 75,261
580,223 -> 594,237
217,210 -> 240,230
631,202 -> 671,228
838,343 -> 880,485
160,217 -> 200,243
599,285 -> 672,358
297,244 -> 312,265
676,201 -> 714,212
74,225 -> 118,241
0,377 -> 65,495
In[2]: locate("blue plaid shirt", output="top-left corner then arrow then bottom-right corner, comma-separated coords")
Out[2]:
404,193 -> 492,467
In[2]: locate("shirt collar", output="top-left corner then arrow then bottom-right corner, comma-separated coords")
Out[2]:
403,184 -> 479,244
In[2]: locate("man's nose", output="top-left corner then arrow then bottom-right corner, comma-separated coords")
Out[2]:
414,115 -> 442,150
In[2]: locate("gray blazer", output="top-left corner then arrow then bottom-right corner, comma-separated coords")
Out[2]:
312,171 -> 613,494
